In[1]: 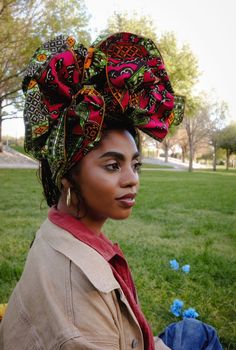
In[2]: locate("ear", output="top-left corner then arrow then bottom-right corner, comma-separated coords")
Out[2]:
61,177 -> 71,191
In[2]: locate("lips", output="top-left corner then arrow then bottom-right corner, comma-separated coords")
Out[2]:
116,193 -> 136,208
117,193 -> 136,200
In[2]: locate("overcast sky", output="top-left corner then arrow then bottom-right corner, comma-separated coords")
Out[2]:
3,0 -> 235,137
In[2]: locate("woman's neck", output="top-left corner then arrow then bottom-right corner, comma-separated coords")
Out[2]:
56,198 -> 105,235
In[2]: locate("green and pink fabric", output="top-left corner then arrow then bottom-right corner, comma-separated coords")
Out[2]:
23,32 -> 185,187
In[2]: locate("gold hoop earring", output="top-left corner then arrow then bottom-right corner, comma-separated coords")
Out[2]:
66,187 -> 71,207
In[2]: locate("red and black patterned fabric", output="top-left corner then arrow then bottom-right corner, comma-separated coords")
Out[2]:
23,32 -> 185,187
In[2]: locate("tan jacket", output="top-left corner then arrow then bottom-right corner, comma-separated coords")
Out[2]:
0,219 -> 170,350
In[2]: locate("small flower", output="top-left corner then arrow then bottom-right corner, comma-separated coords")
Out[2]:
182,264 -> 190,273
182,307 -> 199,319
169,259 -> 179,270
170,299 -> 184,317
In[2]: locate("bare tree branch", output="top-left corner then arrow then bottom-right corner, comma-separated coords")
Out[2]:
0,69 -> 25,84
1,87 -> 21,100
2,115 -> 23,121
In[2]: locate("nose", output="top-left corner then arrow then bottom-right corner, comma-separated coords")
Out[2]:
120,165 -> 139,188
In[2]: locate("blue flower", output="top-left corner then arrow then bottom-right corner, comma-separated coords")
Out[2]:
169,259 -> 179,270
182,264 -> 190,273
182,307 -> 199,319
170,299 -> 184,317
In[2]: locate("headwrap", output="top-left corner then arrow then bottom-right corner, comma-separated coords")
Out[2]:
23,32 -> 185,188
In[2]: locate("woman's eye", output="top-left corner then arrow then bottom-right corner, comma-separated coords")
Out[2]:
105,163 -> 120,171
133,162 -> 142,172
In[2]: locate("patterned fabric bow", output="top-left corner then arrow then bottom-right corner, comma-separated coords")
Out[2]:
23,32 -> 185,187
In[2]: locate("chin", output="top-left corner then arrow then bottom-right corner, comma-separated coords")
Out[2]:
110,209 -> 133,220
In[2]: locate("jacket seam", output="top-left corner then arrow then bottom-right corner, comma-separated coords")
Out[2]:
14,290 -> 44,349
65,259 -> 75,324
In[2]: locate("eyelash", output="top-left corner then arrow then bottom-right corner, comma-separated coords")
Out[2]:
105,162 -> 142,172
134,162 -> 142,172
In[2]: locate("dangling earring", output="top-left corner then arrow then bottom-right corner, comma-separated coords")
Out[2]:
66,187 -> 71,207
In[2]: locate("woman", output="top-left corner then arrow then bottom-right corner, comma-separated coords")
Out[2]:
0,33 -> 222,350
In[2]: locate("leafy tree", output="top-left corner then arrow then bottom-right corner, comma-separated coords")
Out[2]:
219,123 -> 236,170
158,32 -> 199,96
0,0 -> 39,150
35,0 -> 91,44
102,11 -> 158,42
0,0 -> 90,151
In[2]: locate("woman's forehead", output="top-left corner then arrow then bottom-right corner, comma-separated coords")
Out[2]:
100,129 -> 137,149
89,129 -> 139,159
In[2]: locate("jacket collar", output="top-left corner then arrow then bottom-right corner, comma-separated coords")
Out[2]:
39,219 -> 120,293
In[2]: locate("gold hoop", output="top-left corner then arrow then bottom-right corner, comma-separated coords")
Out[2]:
66,187 -> 71,207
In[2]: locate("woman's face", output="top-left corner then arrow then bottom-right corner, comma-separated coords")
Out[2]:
72,129 -> 141,232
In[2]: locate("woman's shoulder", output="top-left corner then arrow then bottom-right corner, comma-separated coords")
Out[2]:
28,218 -> 119,293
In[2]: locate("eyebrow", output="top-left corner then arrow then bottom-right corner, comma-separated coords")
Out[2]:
99,151 -> 140,161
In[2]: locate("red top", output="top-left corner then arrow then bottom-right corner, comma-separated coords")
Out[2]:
49,207 -> 155,350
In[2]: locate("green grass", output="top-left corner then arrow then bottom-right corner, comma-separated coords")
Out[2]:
10,144 -> 28,156
0,168 -> 236,348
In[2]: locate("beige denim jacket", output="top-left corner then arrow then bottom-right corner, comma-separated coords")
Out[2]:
0,219 -> 169,350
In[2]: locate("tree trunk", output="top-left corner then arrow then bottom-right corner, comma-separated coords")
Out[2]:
164,142 -> 169,162
212,143 -> 217,171
188,136 -> 194,172
226,149 -> 230,170
189,149 -> 193,171
181,145 -> 187,163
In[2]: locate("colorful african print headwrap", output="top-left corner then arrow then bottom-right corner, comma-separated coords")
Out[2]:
23,32 -> 185,187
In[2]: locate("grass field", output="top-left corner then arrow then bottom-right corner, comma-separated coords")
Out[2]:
0,168 -> 236,348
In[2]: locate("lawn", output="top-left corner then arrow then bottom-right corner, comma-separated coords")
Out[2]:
0,168 -> 235,348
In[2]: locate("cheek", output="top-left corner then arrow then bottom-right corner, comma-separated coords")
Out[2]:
80,173 -> 116,203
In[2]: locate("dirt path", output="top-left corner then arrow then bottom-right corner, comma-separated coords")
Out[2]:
0,146 -> 38,169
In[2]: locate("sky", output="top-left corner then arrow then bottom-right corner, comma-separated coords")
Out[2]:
3,0 -> 235,138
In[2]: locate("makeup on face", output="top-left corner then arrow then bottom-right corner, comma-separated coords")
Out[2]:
70,129 -> 141,232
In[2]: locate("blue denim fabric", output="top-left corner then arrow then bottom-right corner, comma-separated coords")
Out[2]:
159,319 -> 223,350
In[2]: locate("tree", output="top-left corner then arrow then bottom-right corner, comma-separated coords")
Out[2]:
161,128 -> 178,162
0,0 -> 90,151
175,127 -> 189,163
183,96 -> 212,171
102,11 -> 158,42
0,0 -> 39,150
219,123 -> 236,170
35,0 -> 91,43
158,32 -> 199,97
207,100 -> 228,171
